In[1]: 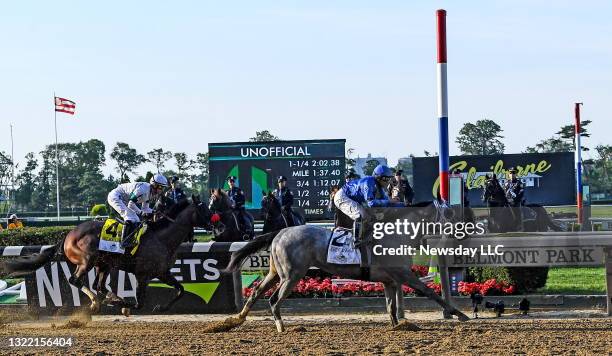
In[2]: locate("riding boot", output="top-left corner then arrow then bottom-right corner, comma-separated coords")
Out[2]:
120,221 -> 136,251
352,218 -> 362,247
243,213 -> 253,238
354,217 -> 371,272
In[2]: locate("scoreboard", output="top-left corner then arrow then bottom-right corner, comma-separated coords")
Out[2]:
208,139 -> 345,220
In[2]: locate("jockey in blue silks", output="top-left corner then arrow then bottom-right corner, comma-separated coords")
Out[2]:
333,164 -> 404,242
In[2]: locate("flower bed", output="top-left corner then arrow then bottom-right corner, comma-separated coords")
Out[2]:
243,265 -> 516,298
458,279 -> 516,296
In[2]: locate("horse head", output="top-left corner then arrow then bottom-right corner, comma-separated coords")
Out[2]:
482,174 -> 507,206
208,188 -> 231,213
189,194 -> 213,229
261,191 -> 281,220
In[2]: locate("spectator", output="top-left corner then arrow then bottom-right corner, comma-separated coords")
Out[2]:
0,221 -> 3,232
167,176 -> 186,203
388,169 -> 415,205
7,214 -> 24,229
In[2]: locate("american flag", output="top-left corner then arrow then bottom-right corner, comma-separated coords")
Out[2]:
55,97 -> 76,115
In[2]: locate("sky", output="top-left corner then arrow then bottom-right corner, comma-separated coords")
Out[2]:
1,1 -> 611,176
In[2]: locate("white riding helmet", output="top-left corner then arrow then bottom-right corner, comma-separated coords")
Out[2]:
150,173 -> 169,188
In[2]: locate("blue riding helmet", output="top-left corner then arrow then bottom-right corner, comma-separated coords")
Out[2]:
372,164 -> 393,178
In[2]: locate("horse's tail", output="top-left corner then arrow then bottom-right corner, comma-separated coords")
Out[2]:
223,230 -> 280,273
0,243 -> 59,277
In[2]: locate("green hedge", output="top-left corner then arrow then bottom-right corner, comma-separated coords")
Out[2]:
90,204 -> 108,216
468,266 -> 549,293
0,227 -> 74,246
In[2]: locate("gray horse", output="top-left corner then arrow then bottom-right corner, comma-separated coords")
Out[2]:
223,202 -> 469,332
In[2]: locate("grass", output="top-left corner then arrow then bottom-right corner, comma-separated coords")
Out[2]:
538,267 -> 607,295
545,205 -> 612,218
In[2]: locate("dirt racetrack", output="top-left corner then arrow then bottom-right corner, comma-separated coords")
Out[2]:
1,311 -> 611,355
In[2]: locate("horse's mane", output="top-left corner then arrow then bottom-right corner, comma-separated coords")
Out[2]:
262,191 -> 281,210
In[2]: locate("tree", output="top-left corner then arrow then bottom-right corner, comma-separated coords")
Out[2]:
32,149 -> 54,211
249,130 -> 280,142
147,148 -> 173,172
363,159 -> 380,176
110,142 -> 146,182
557,120 -> 592,151
456,119 -> 505,155
78,170 -> 109,208
525,137 -> 573,153
525,121 -> 592,153
595,145 -> 611,181
14,153 -> 38,210
192,152 -> 209,195
174,152 -> 193,181
0,151 -> 13,199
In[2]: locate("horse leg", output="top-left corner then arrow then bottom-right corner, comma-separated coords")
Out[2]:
120,274 -> 149,317
383,282 -> 399,326
89,265 -> 108,313
268,274 -> 302,333
133,275 -> 149,310
395,285 -> 406,321
238,269 -> 279,321
403,274 -> 469,322
68,263 -> 97,310
153,271 -> 184,313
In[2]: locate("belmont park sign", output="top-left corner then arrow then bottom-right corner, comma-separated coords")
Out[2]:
425,232 -> 611,267
449,245 -> 603,267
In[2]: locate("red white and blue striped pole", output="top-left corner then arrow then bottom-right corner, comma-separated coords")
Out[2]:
575,102 -> 583,224
436,9 -> 449,202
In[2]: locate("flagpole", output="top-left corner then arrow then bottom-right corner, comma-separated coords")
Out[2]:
10,124 -> 14,208
54,92 -> 60,221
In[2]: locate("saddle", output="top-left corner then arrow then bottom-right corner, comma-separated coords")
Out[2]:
99,218 -> 146,255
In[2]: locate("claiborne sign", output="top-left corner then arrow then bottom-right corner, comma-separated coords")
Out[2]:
412,152 -> 574,206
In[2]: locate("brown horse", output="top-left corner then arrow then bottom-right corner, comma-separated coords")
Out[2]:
1,195 -> 212,315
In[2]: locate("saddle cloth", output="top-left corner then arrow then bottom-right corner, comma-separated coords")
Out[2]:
98,218 -> 145,255
327,229 -> 361,265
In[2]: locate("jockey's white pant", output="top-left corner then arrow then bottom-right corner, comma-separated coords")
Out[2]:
333,187 -> 366,221
107,191 -> 140,223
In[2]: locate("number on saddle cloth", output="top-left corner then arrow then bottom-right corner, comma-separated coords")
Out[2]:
327,228 -> 361,265
99,218 -> 145,254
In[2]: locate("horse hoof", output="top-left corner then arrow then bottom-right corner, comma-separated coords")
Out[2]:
121,308 -> 131,317
275,320 -> 285,333
457,313 -> 470,322
90,301 -> 101,314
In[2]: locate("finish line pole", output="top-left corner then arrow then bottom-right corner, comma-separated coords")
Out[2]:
436,9 -> 449,202
435,9 -> 454,319
575,102 -> 583,227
